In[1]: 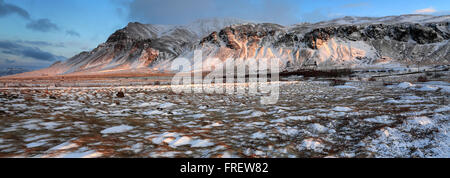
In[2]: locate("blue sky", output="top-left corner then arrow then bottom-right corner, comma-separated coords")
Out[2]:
0,0 -> 449,70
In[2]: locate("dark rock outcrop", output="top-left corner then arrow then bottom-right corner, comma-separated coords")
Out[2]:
116,91 -> 125,98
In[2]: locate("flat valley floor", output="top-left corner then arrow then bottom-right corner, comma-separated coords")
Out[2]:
0,75 -> 449,158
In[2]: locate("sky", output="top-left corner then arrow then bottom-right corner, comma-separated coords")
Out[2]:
0,0 -> 449,70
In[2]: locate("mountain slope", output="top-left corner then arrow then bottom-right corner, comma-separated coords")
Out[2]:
157,14 -> 449,72
191,16 -> 449,70
6,15 -> 449,78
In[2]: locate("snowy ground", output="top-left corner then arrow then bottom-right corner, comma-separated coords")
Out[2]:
0,80 -> 448,158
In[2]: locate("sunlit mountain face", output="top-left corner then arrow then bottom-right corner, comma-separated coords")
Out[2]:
0,1 -> 449,159
4,14 -> 448,79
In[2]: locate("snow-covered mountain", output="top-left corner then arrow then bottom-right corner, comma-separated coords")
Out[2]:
16,18 -> 249,76
7,15 -> 450,77
190,14 -> 449,71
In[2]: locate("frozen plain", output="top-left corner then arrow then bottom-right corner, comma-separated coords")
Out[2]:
0,71 -> 449,158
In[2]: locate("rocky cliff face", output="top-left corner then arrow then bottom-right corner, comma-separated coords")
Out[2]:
195,15 -> 449,70
42,18 -> 248,75
22,15 -> 450,76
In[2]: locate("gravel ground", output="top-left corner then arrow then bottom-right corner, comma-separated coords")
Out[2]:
0,80 -> 448,158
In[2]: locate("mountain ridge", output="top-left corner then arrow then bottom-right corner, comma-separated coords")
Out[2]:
4,15 -> 449,78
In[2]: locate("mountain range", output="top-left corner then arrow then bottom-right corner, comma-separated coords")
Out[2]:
6,14 -> 450,78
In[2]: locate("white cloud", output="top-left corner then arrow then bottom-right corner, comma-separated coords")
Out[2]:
414,7 -> 437,14
128,0 -> 301,25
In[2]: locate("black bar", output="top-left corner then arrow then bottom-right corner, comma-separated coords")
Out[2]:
1,158 -> 447,177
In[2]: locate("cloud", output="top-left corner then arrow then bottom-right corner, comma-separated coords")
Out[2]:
21,48 -> 64,61
128,0 -> 301,25
66,30 -> 81,37
300,9 -> 332,23
26,18 -> 60,32
414,7 -> 437,14
109,0 -> 129,17
431,10 -> 450,16
0,40 -> 66,62
19,40 -> 65,47
0,58 -> 15,64
1,1 -> 68,34
0,40 -> 19,49
0,0 -> 30,19
341,2 -> 369,8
